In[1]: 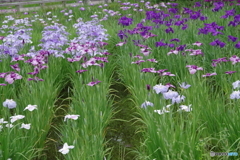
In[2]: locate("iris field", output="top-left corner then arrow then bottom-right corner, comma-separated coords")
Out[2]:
0,0 -> 240,159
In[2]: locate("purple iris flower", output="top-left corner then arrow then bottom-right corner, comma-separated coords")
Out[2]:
200,16 -> 208,21
170,3 -> 178,7
165,83 -> 175,88
156,40 -> 168,47
146,84 -> 151,91
141,32 -> 157,39
0,73 -> 7,78
76,70 -> 88,73
166,27 -> 174,33
147,59 -> 158,63
118,30 -> 128,40
87,80 -> 101,86
170,38 -> 180,42
202,73 -> 217,77
182,24 -> 188,30
210,39 -> 225,48
5,72 -> 22,84
10,64 -> 20,72
67,56 -> 82,63
118,16 -> 133,26
194,2 -> 201,7
212,2 -> 224,12
141,68 -> 156,73
28,67 -> 40,76
131,60 -> 145,65
174,15 -> 181,19
212,31 -> 223,36
168,8 -> 178,14
168,44 -> 175,48
229,55 -> 240,65
235,41 -> 240,49
28,77 -> 44,82
186,65 -> 203,74
228,21 -> 237,27
221,9 -> 236,19
177,44 -> 186,51
225,71 -> 236,75
174,20 -> 184,26
162,72 -> 175,76
190,11 -> 201,20
228,35 -> 238,42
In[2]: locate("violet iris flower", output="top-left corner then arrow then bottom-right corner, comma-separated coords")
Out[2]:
5,72 -> 22,84
28,67 -> 40,76
170,38 -> 180,42
182,24 -> 188,30
228,35 -> 238,42
225,71 -> 236,75
229,55 -> 240,64
118,30 -> 128,40
0,73 -> 7,78
235,41 -> 240,49
156,40 -> 168,47
141,68 -> 156,73
194,2 -> 201,7
166,27 -> 174,33
186,65 -> 203,74
87,80 -> 101,86
146,84 -> 151,91
131,60 -> 145,65
118,16 -> 133,26
209,39 -> 225,48
28,77 -> 44,82
76,70 -> 88,73
10,63 -> 20,72
202,72 -> 217,77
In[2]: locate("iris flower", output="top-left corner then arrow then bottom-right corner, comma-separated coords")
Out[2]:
64,115 -> 80,121
179,82 -> 191,89
153,84 -> 169,94
3,99 -> 16,109
178,104 -> 192,112
118,16 -> 133,26
20,123 -> 31,130
232,80 -> 240,89
10,115 -> 25,123
230,90 -> 240,99
163,90 -> 179,100
202,72 -> 217,77
59,143 -> 74,155
154,105 -> 171,115
24,105 -> 37,111
141,101 -> 154,109
87,80 -> 101,86
5,72 -> 22,84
